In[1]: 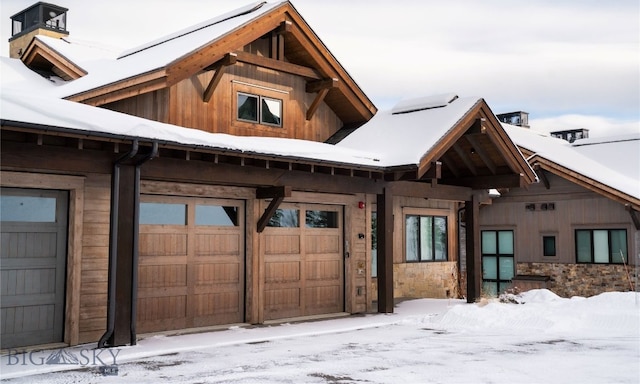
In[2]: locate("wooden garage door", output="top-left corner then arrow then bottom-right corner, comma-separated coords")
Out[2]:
0,188 -> 67,348
263,203 -> 344,320
137,196 -> 244,334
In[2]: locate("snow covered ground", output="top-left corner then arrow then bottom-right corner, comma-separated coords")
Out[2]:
2,290 -> 639,384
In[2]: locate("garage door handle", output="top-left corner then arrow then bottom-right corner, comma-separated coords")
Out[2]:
344,240 -> 350,258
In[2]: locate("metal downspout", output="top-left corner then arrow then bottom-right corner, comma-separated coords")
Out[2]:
130,142 -> 158,345
98,140 -> 139,348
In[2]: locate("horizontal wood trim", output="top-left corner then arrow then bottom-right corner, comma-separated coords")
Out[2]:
388,181 -> 472,201
442,173 -> 524,189
234,50 -> 320,79
65,70 -> 168,105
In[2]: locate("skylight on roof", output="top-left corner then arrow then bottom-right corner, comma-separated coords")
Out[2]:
391,93 -> 458,115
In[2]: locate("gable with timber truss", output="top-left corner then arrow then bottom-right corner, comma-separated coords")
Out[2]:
27,1 -> 376,143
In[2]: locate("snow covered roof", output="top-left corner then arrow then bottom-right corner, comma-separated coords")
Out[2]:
503,124 -> 640,204
337,94 -> 482,166
32,35 -> 122,74
0,88 -> 382,169
0,56 -> 57,92
47,1 -> 286,99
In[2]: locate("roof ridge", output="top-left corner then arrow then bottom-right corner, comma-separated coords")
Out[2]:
117,2 -> 267,60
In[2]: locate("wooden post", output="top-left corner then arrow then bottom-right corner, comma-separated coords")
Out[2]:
376,187 -> 394,313
110,164 -> 136,346
465,193 -> 481,303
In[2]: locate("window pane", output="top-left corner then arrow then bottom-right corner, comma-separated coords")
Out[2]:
420,216 -> 433,260
482,231 -> 496,254
499,257 -> 514,280
406,216 -> 419,261
482,256 -> 497,279
434,217 -> 447,260
593,230 -> 609,263
610,230 -> 627,263
306,210 -> 338,228
140,203 -> 186,225
0,195 -> 56,222
261,97 -> 282,126
543,236 -> 556,256
238,93 -> 258,122
576,230 -> 592,262
482,281 -> 497,297
498,282 -> 512,294
498,231 -> 513,254
268,209 -> 299,227
195,205 -> 238,226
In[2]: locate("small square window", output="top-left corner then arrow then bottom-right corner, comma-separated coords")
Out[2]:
261,97 -> 282,126
237,93 -> 258,123
543,235 -> 556,256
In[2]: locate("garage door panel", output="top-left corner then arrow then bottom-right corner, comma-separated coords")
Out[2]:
194,263 -> 240,285
193,291 -> 240,316
265,288 -> 301,317
195,234 -> 240,256
305,286 -> 341,315
305,234 -> 340,254
139,233 -> 187,257
265,260 -> 300,283
138,295 -> 187,321
265,235 -> 300,254
1,188 -> 67,349
137,196 -> 244,334
139,264 -> 187,288
263,203 -> 343,321
1,231 -> 58,259
306,259 -> 341,281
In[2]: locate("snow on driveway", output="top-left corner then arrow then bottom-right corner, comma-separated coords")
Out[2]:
2,290 -> 639,383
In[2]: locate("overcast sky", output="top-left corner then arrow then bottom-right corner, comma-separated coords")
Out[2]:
1,0 -> 638,137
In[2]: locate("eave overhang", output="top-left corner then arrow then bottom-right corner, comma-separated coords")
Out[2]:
528,155 -> 640,211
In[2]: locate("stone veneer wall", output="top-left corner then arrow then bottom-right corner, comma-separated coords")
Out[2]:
516,262 -> 638,298
392,262 -> 460,299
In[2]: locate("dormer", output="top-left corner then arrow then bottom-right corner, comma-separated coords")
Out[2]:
9,2 -> 69,59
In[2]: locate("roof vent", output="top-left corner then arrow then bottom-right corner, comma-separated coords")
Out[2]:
392,93 -> 458,115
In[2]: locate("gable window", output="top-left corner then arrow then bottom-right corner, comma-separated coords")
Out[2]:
576,229 -> 627,264
237,92 -> 282,127
405,215 -> 448,262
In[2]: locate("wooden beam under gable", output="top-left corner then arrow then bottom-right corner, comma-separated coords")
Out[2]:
256,186 -> 292,232
533,164 -> 550,189
233,50 -> 321,79
452,142 -> 478,176
465,133 -> 497,174
306,78 -> 338,120
203,52 -> 237,103
478,103 -> 537,185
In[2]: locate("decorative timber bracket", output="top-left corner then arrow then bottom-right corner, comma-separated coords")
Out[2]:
256,186 -> 292,232
626,205 -> 640,230
203,52 -> 237,103
305,78 -> 338,120
533,164 -> 550,189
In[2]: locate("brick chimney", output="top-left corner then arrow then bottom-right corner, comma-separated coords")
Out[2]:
9,2 -> 69,59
